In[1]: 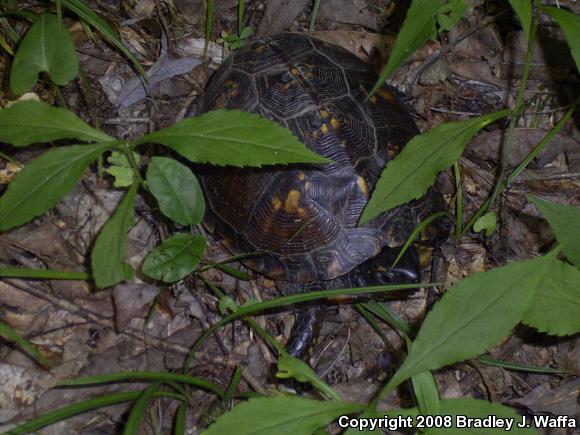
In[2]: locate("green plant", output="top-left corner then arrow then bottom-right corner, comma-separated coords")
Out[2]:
0,0 -> 145,86
217,26 -> 253,51
1,0 -> 579,434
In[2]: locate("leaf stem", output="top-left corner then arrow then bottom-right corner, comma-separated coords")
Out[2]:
121,143 -> 146,189
486,1 -> 539,211
453,162 -> 463,240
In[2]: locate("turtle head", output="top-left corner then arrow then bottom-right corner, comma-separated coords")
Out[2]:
350,246 -> 420,287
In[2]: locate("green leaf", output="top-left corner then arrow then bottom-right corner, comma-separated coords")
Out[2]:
0,266 -> 88,280
175,403 -> 187,435
6,391 -> 183,435
240,26 -> 253,39
146,157 -> 205,226
105,151 -> 139,187
142,233 -> 206,283
360,110 -> 510,225
473,211 -> 497,236
427,398 -> 537,434
107,150 -> 136,167
105,165 -> 134,187
0,321 -> 52,368
0,142 -> 114,232
382,254 -> 553,395
522,259 -> 580,336
10,14 -> 79,94
137,110 -> 330,167
61,0 -> 146,78
0,101 -> 114,146
59,371 -> 224,397
91,184 -> 137,288
369,0 -> 440,95
412,371 -> 440,416
527,196 -> 580,267
544,6 -> 580,73
276,353 -> 341,401
124,383 -> 163,435
436,0 -> 469,32
508,0 -> 533,43
214,263 -> 252,280
202,396 -> 364,435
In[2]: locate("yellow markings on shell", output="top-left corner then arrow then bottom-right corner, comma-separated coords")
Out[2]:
369,95 -> 377,104
378,89 -> 397,104
284,189 -> 301,213
320,110 -> 330,119
311,130 -> 319,139
357,176 -> 368,195
271,195 -> 282,211
297,172 -> 306,181
321,123 -> 329,135
330,117 -> 340,130
376,265 -> 387,272
290,67 -> 300,76
255,45 -> 266,53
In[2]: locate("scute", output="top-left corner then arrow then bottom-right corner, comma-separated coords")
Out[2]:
195,33 -> 429,282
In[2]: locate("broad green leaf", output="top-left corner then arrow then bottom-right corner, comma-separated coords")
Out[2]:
142,233 -> 206,283
0,321 -> 52,368
61,0 -> 146,78
10,14 -> 79,94
146,157 -> 205,226
382,254 -> 553,395
276,353 -> 341,401
508,0 -> 533,43
369,0 -> 440,95
522,259 -> 580,336
91,184 -> 137,288
0,101 -> 113,146
202,396 -> 364,435
426,398 -> 537,434
527,196 -> 580,267
412,371 -> 440,416
436,0 -> 469,32
137,110 -> 330,167
0,142 -> 114,232
544,6 -> 580,73
473,211 -> 497,236
360,110 -> 510,225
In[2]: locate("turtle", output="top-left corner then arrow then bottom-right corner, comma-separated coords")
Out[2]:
192,33 -> 443,356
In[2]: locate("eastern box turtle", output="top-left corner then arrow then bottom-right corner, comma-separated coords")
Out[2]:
193,33 -> 441,355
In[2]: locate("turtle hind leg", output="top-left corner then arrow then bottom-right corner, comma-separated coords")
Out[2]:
286,305 -> 323,357
276,281 -> 325,358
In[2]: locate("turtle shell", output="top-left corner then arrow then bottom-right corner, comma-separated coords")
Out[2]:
195,33 -> 432,283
